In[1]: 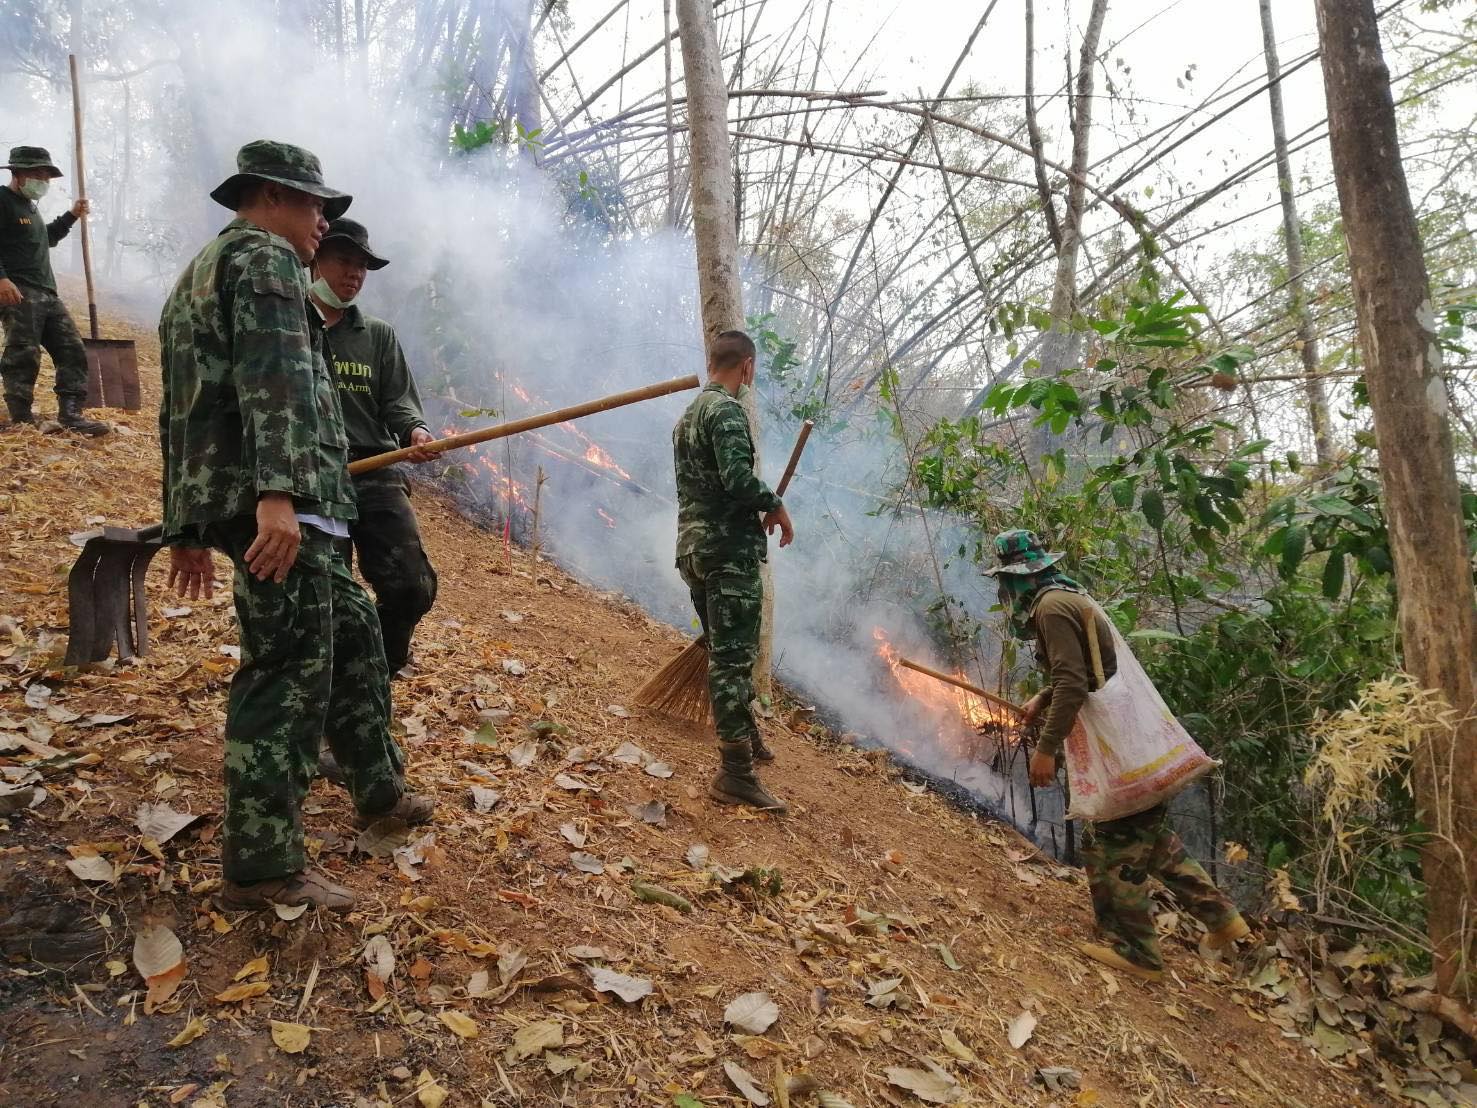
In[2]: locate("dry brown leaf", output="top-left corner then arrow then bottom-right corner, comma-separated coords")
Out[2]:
233,955 -> 269,982
437,1010 -> 480,1039
415,1071 -> 448,1108
167,1015 -> 208,1048
270,1020 -> 311,1054
214,981 -> 270,1003
505,1018 -> 563,1061
136,801 -> 202,844
66,855 -> 116,883
885,1064 -> 963,1104
939,1028 -> 978,1064
587,966 -> 652,1003
725,991 -> 780,1034
134,924 -> 187,1013
723,1060 -> 771,1106
273,902 -> 308,921
1007,1010 -> 1038,1050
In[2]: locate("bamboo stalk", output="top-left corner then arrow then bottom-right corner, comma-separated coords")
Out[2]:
896,656 -> 1023,716
774,418 -> 812,496
348,374 -> 700,475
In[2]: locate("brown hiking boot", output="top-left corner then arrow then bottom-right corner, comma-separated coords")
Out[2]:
218,870 -> 356,913
1076,942 -> 1163,983
1203,914 -> 1251,950
751,734 -> 775,763
353,792 -> 435,829
710,739 -> 787,812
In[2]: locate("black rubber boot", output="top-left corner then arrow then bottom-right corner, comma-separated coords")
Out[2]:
56,396 -> 109,437
751,734 -> 775,763
4,399 -> 34,425
710,739 -> 787,812
317,746 -> 348,789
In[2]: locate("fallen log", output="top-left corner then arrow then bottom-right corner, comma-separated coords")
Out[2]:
348,374 -> 701,476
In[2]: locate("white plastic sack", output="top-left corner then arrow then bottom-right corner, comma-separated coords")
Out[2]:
1063,606 -> 1216,822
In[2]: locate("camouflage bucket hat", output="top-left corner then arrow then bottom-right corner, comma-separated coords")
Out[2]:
5,145 -> 63,178
319,217 -> 388,269
210,139 -> 352,220
981,529 -> 1065,576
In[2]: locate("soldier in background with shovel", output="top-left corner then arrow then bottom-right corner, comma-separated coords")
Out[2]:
0,145 -> 109,435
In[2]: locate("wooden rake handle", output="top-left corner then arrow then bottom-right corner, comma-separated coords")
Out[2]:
774,419 -> 813,498
896,656 -> 1024,716
348,374 -> 701,476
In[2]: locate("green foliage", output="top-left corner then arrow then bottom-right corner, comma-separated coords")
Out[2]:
450,119 -> 544,155
749,312 -> 843,430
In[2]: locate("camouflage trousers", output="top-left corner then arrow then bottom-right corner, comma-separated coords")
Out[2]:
0,284 -> 88,405
1081,803 -> 1240,971
208,517 -> 406,883
347,468 -> 438,672
677,552 -> 762,744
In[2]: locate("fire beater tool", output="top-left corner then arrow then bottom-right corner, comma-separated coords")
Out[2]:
69,54 -> 141,411
635,419 -> 815,725
63,523 -> 165,666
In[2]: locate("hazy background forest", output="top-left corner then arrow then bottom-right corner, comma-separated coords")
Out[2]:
4,0 -> 1476,966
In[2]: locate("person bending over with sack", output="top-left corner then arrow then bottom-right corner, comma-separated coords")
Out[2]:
984,529 -> 1248,982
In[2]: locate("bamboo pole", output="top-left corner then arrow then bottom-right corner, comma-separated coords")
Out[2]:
774,418 -> 812,496
896,656 -> 1023,716
348,374 -> 700,475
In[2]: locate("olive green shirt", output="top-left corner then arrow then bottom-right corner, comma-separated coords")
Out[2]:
1031,589 -> 1118,756
159,219 -> 356,546
0,186 -> 76,293
321,304 -> 428,456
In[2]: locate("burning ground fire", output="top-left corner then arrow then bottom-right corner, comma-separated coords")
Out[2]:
872,628 -> 1018,762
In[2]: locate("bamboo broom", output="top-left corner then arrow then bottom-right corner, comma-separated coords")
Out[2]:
635,420 -> 814,724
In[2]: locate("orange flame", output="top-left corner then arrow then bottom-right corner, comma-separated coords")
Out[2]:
582,442 -> 633,480
872,628 -> 1016,759
596,508 -> 616,529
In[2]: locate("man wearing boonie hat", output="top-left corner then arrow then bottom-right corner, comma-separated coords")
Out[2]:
309,218 -> 438,679
0,145 -> 108,434
984,528 -> 1247,982
158,140 -> 432,914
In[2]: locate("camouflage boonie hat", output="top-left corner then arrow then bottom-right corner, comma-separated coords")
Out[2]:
210,140 -> 352,220
319,217 -> 388,269
5,146 -> 63,178
981,529 -> 1065,576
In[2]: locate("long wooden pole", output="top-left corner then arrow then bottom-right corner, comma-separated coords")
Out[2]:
773,418 -> 812,497
897,655 -> 1023,716
67,54 -> 99,340
348,374 -> 700,475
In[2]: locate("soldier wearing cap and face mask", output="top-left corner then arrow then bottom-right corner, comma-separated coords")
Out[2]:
0,145 -> 108,434
307,219 -> 438,678
984,528 -> 1248,983
157,140 -> 433,914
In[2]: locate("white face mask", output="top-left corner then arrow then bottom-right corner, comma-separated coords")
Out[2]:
19,178 -> 49,202
310,275 -> 354,309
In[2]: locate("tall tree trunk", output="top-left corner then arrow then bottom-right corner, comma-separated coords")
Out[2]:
1035,0 -> 1109,379
675,0 -> 776,697
1260,0 -> 1335,467
506,0 -> 542,148
1315,0 -> 1477,1002
104,80 -> 132,280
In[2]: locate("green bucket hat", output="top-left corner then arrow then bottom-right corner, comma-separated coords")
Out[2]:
210,139 -> 352,220
319,217 -> 388,269
6,146 -> 63,178
981,529 -> 1065,576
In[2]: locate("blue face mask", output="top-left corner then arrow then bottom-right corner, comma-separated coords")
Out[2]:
310,276 -> 354,310
19,178 -> 49,202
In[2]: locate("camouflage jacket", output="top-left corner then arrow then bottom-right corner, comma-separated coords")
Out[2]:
673,383 -> 781,563
159,219 -> 356,546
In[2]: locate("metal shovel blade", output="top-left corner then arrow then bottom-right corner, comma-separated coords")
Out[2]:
64,523 -> 164,666
82,338 -> 141,411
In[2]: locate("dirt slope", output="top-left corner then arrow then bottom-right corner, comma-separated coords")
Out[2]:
0,307 -> 1382,1107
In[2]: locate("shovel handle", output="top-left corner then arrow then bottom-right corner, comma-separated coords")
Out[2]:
774,419 -> 813,498
68,54 -> 99,340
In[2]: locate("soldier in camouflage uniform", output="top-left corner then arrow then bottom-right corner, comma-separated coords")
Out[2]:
0,145 -> 108,434
159,140 -> 433,913
985,529 -> 1249,981
309,218 -> 438,675
673,330 -> 794,812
